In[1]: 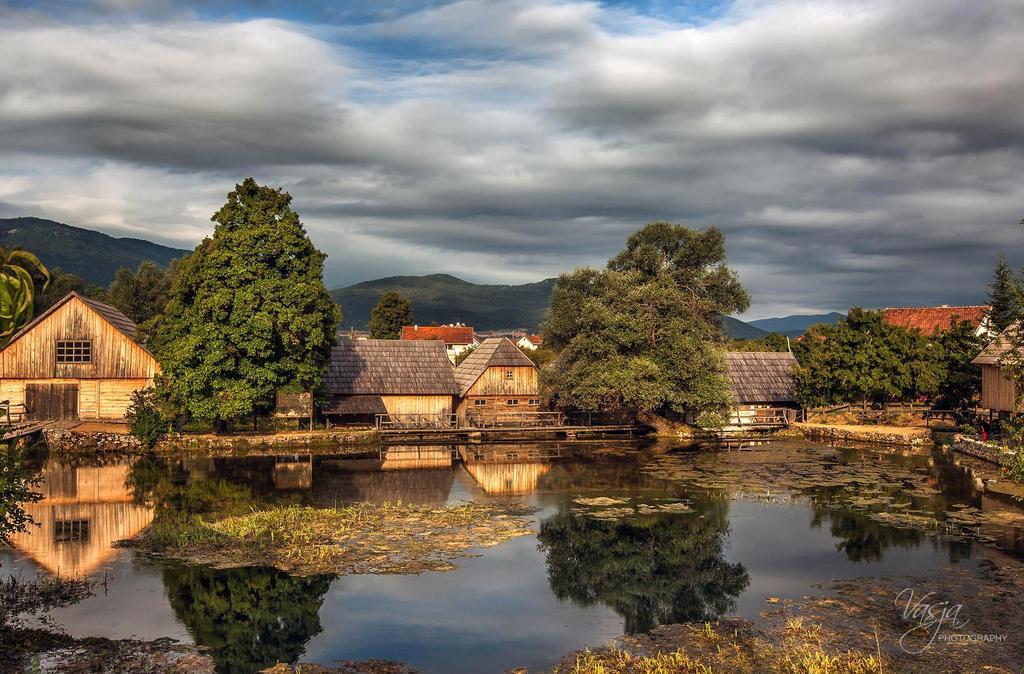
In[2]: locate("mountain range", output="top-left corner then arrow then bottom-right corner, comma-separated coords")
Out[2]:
1,216 -> 844,336
0,217 -> 189,285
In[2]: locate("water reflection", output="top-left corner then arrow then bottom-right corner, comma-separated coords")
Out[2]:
537,495 -> 750,633
164,565 -> 333,674
7,460 -> 153,575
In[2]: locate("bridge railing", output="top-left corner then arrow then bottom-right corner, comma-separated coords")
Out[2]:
467,411 -> 566,428
375,413 -> 458,430
0,400 -> 29,425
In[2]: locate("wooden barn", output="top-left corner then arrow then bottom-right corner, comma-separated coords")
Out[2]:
454,337 -> 539,423
971,326 -> 1018,414
0,292 -> 160,421
320,339 -> 459,426
722,351 -> 799,428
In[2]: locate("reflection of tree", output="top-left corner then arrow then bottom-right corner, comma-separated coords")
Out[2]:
163,565 -> 333,674
811,508 -> 923,563
0,445 -> 41,545
537,499 -> 749,633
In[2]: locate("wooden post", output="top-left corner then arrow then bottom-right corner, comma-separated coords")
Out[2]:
308,389 -> 314,433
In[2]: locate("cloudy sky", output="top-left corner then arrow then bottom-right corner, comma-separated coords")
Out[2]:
1,0 -> 1022,319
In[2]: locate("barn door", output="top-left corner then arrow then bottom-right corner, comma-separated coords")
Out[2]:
25,384 -> 79,421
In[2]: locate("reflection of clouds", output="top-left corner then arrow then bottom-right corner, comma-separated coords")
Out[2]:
8,461 -> 153,576
2,1 -> 1024,312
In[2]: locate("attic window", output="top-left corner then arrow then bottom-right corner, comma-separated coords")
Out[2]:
56,340 -> 92,364
505,370 -> 514,379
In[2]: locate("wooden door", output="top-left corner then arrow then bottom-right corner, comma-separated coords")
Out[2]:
25,383 -> 79,421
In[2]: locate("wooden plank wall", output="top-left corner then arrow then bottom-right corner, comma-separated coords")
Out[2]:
981,364 -> 1018,413
465,366 -> 538,397
381,395 -> 454,416
0,297 -> 159,379
0,378 -> 152,419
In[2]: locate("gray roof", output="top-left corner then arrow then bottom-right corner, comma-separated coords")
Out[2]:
325,339 -> 458,396
725,351 -> 798,404
454,337 -> 536,395
972,324 -> 1019,366
321,395 -> 388,415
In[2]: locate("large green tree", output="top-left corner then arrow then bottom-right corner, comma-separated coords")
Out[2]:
102,259 -> 182,325
368,291 -> 413,339
793,308 -> 945,408
150,178 -> 341,425
33,267 -> 89,314
987,252 -> 1022,333
543,222 -> 749,412
936,318 -> 982,408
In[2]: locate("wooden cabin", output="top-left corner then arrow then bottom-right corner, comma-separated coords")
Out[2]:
721,351 -> 799,429
0,292 -> 160,421
320,339 -> 458,425
971,326 -> 1018,414
454,337 -> 539,423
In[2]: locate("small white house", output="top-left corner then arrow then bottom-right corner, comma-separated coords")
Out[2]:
401,324 -> 479,363
516,334 -> 543,351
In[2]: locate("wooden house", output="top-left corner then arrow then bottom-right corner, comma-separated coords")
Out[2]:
320,339 -> 458,425
882,305 -> 992,338
454,337 -> 539,422
401,324 -> 478,363
722,351 -> 799,428
971,325 -> 1018,414
0,292 -> 160,421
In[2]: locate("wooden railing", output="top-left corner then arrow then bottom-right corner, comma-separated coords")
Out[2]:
0,401 -> 29,424
375,413 -> 458,430
732,408 -> 791,428
467,411 -> 566,428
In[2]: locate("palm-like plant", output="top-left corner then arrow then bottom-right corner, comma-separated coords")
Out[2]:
0,247 -> 50,344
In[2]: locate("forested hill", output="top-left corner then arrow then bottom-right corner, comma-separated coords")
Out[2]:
331,273 -> 772,336
331,274 -> 557,331
0,217 -> 189,285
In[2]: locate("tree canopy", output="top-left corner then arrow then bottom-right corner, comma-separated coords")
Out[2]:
543,222 -> 749,412
149,178 -> 341,425
102,259 -> 182,325
368,291 -> 413,339
793,308 -> 946,408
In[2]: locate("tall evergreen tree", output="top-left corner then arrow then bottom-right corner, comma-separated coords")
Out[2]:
150,178 -> 341,426
988,252 -> 1022,333
368,291 -> 413,339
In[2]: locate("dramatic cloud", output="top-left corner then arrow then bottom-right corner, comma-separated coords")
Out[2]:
1,0 -> 1023,316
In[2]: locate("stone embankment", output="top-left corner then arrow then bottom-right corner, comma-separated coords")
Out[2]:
794,422 -> 932,446
950,433 -> 1013,466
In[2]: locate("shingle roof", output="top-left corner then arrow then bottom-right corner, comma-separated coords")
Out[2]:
2,291 -> 139,350
725,351 -> 798,404
321,395 -> 388,415
971,324 -> 1019,366
882,305 -> 989,335
401,325 -> 476,344
454,337 -> 536,395
324,339 -> 458,396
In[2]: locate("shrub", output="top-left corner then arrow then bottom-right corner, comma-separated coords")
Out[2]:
695,411 -> 728,430
125,388 -> 168,449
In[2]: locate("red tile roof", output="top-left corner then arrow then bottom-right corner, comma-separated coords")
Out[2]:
523,334 -> 543,345
400,325 -> 476,344
882,305 -> 990,335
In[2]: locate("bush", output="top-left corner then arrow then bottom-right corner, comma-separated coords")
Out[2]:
125,388 -> 168,449
695,411 -> 728,430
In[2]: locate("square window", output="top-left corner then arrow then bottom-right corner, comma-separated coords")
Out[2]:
505,370 -> 514,379
473,399 -> 487,406
56,340 -> 92,364
54,519 -> 89,543
528,399 -> 539,406
506,399 -> 520,406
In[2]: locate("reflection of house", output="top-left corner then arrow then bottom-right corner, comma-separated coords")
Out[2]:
516,334 -> 543,351
320,339 -> 459,425
8,461 -> 153,575
401,324 -> 479,363
972,325 -> 1019,414
0,292 -> 160,420
882,305 -> 992,338
462,462 -> 551,494
721,352 -> 799,428
454,337 -> 540,422
311,458 -> 455,505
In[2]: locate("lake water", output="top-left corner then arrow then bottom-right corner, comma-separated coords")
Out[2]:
2,439 -> 1021,673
